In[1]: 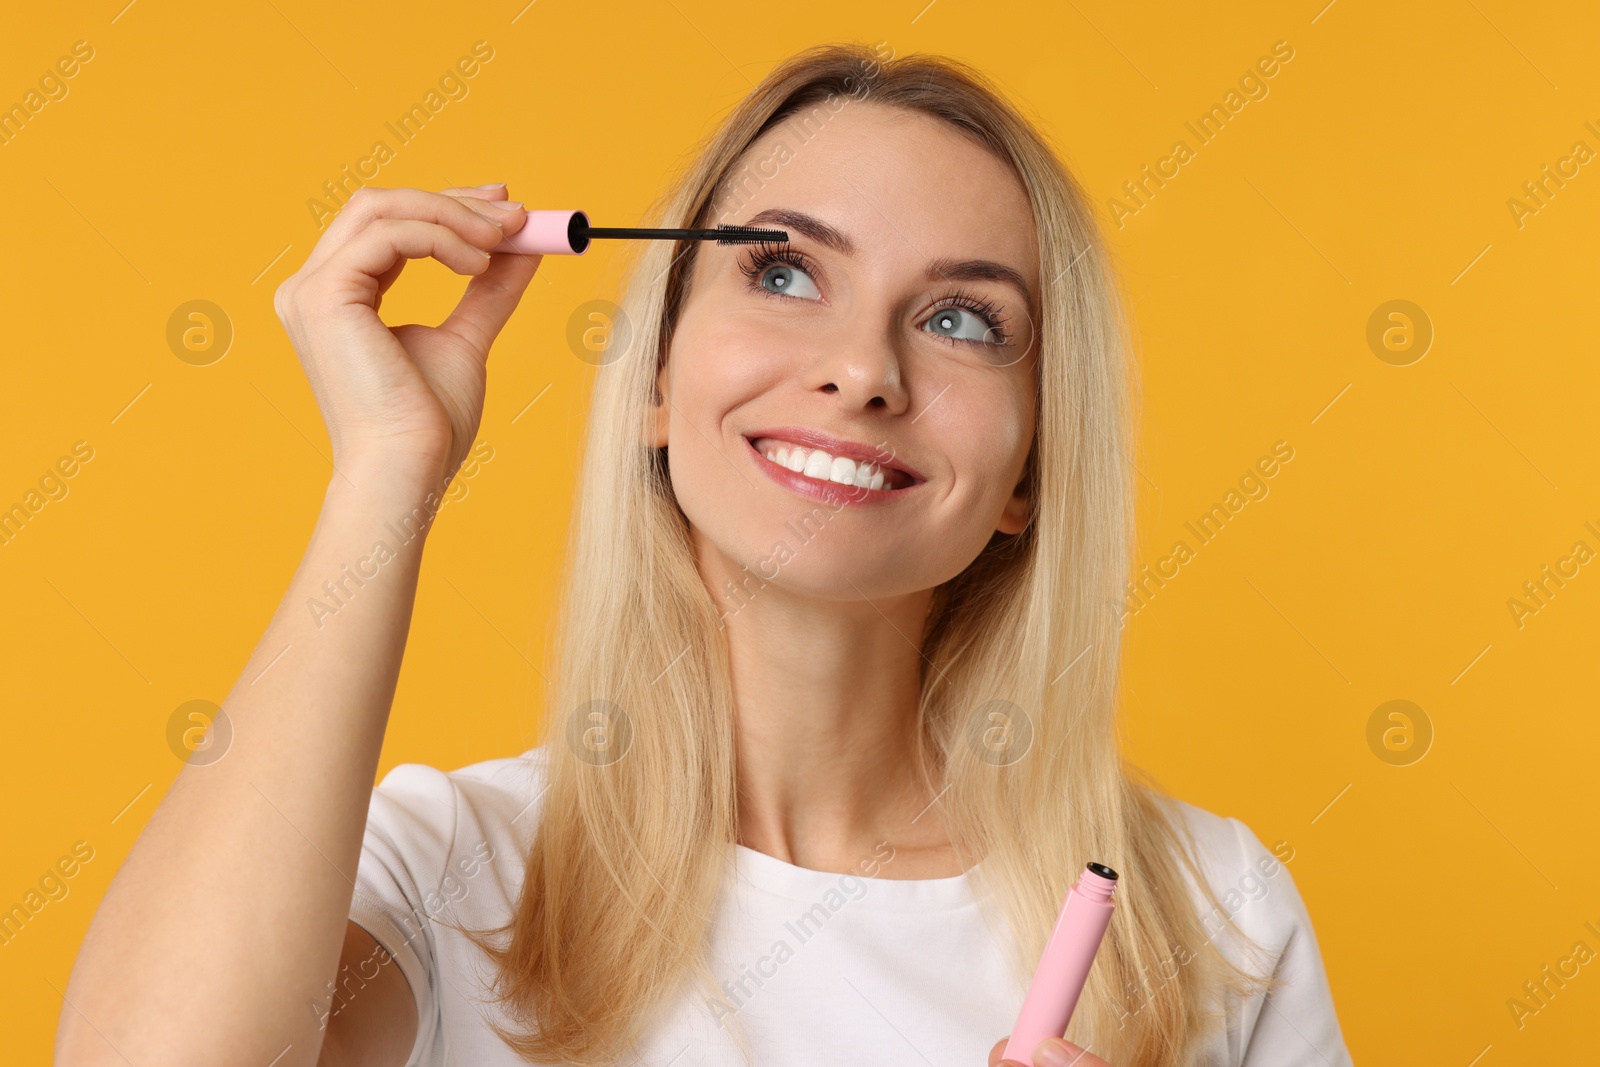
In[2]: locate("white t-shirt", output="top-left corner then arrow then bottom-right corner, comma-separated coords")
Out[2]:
347,744 -> 1353,1066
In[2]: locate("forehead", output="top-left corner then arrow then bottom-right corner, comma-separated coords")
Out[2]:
709,101 -> 1040,294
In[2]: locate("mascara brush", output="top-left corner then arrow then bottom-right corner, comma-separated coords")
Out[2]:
489,209 -> 786,256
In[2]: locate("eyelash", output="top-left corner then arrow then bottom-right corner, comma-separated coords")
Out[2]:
735,242 -> 1014,348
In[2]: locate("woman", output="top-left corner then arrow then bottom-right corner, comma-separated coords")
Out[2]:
58,44 -> 1352,1067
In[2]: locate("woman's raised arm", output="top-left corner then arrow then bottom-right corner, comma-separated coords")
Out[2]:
55,186 -> 537,1067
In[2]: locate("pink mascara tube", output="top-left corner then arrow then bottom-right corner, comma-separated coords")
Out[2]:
1000,862 -> 1119,1066
488,209 -> 787,255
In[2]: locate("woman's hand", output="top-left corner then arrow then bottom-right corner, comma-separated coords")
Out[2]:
989,1035 -> 1112,1067
273,183 -> 539,489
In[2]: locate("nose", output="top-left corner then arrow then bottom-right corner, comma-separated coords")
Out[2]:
805,321 -> 911,415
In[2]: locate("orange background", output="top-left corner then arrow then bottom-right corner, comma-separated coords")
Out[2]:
3,1 -> 1597,1062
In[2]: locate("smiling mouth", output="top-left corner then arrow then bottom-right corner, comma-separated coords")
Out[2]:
746,436 -> 917,491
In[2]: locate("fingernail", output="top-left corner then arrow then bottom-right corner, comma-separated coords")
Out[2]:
488,200 -> 523,211
1034,1041 -> 1082,1067
477,182 -> 507,189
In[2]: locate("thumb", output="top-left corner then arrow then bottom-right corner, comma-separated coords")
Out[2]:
1031,1037 -> 1104,1067
440,249 -> 542,358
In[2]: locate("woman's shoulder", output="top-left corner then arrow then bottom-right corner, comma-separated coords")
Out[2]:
1155,794 -> 1311,952
1155,799 -> 1354,1064
365,743 -> 554,849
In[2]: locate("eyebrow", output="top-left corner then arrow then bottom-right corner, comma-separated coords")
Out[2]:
739,207 -> 1035,306
742,207 -> 856,256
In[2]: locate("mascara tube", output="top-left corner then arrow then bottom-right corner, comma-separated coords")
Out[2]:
487,210 -> 789,255
1001,862 -> 1119,1066
491,209 -> 592,255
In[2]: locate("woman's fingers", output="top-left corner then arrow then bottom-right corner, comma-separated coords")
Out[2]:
366,188 -> 529,313
268,182 -> 540,488
322,218 -> 498,305
442,183 -> 506,198
990,1036 -> 1110,1067
421,186 -> 539,357
1030,1038 -> 1108,1067
299,186 -> 516,277
439,247 -> 542,358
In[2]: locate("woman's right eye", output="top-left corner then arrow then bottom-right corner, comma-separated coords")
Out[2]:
753,261 -> 822,301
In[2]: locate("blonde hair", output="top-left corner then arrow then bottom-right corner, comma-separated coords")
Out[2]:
446,42 -> 1276,1067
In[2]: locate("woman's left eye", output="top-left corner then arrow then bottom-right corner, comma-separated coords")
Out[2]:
753,261 -> 822,301
924,307 -> 1003,345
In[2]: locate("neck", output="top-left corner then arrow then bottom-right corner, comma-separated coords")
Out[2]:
695,532 -> 959,878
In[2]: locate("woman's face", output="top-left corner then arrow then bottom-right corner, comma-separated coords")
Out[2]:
652,100 -> 1040,605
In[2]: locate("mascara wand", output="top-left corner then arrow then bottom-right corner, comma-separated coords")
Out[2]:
490,209 -> 786,256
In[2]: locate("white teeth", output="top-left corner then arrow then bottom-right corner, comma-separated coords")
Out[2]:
756,437 -> 899,491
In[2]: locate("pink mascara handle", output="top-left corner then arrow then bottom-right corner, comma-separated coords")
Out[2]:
490,209 -> 590,255
1001,863 -> 1118,1067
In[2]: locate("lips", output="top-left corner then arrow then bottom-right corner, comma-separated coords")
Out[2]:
740,426 -> 925,484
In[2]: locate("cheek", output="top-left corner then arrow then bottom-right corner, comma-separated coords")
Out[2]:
937,379 -> 1033,492
664,306 -> 808,448
660,316 -> 774,503
670,299 -> 789,395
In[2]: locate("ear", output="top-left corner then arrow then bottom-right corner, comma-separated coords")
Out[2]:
996,484 -> 1031,535
997,443 -> 1035,535
648,360 -> 670,448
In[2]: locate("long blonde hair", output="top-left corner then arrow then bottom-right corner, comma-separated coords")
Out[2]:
448,42 -> 1276,1067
